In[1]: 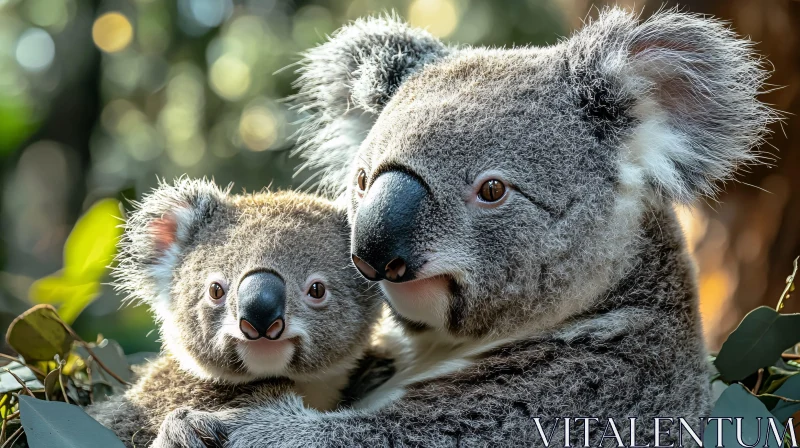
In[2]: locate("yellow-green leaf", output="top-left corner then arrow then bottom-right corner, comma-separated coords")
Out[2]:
0,393 -> 9,418
28,275 -> 100,324
43,368 -> 60,401
29,274 -> 99,305
63,199 -> 123,281
5,305 -> 75,363
57,293 -> 101,326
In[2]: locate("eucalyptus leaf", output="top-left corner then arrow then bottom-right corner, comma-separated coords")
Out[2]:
714,307 -> 800,382
0,364 -> 43,394
5,305 -> 74,363
26,199 -> 122,325
0,393 -> 9,418
28,276 -> 99,306
56,290 -> 102,326
43,369 -> 61,401
18,395 -> 125,447
711,380 -> 729,403
705,384 -> 781,448
75,339 -> 132,387
770,374 -> 800,423
62,198 -> 122,281
763,366 -> 800,395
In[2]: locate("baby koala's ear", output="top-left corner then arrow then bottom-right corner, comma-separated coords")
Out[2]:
294,15 -> 448,196
114,177 -> 227,305
566,7 -> 777,203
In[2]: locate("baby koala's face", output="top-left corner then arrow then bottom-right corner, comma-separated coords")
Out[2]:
116,179 -> 379,383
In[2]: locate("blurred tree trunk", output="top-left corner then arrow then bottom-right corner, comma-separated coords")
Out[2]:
625,0 -> 800,349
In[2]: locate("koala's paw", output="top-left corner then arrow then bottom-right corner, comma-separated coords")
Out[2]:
151,407 -> 228,448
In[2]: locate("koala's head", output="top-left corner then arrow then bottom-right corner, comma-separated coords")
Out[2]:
295,9 -> 776,340
115,178 -> 380,383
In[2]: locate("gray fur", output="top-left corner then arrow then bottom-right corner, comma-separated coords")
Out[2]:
90,178 -> 385,446
291,14 -> 448,196
164,7 -> 776,448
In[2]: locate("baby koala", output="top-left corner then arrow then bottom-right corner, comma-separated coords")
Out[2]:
87,178 -> 383,447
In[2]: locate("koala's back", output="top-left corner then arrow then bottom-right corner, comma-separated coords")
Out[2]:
88,355 -> 290,447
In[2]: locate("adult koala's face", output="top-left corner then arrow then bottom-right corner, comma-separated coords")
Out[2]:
296,10 -> 773,339
349,53 -> 619,338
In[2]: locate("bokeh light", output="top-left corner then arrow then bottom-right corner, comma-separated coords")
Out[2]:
187,0 -> 232,28
92,12 -> 133,53
208,53 -> 251,100
23,0 -> 73,32
239,103 -> 277,152
408,0 -> 459,38
292,6 -> 334,48
15,27 -> 54,72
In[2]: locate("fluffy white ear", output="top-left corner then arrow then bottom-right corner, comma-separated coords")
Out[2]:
566,7 -> 777,203
113,177 -> 227,311
292,15 -> 448,197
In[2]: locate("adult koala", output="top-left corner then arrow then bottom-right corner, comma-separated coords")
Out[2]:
159,7 -> 775,447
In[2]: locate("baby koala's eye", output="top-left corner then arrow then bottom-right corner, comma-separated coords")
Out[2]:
208,282 -> 225,300
356,169 -> 367,193
308,282 -> 326,299
478,179 -> 506,203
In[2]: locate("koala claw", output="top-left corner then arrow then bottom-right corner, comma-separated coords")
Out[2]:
151,407 -> 228,448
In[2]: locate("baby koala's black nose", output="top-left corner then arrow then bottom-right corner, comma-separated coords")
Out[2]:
237,271 -> 286,340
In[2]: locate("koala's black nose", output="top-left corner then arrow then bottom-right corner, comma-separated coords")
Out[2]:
352,170 -> 427,283
237,271 -> 286,340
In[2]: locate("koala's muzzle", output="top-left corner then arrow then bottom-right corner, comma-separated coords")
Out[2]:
237,271 -> 286,340
352,170 -> 427,283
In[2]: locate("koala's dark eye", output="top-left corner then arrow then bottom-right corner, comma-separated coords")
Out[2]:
308,282 -> 326,299
356,170 -> 367,192
479,179 -> 506,202
209,282 -> 225,300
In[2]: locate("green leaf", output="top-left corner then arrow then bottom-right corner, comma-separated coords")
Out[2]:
5,305 -> 75,363
0,364 -> 43,394
762,366 -> 800,395
43,368 -> 61,401
29,275 -> 100,305
770,374 -> 800,423
28,276 -> 101,324
62,198 -> 123,281
27,199 -> 122,324
56,288 -> 102,325
18,395 -> 125,447
0,393 -> 10,418
714,307 -> 800,382
74,339 -> 132,387
711,380 -> 729,403
705,384 -> 781,448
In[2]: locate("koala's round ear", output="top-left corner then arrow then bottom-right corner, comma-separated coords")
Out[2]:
113,177 -> 228,304
566,7 -> 777,203
293,15 -> 449,196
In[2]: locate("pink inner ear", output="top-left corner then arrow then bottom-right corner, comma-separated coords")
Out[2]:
630,40 -> 707,119
149,214 -> 179,253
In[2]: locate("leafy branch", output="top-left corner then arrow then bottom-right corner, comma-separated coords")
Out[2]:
708,256 -> 800,446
